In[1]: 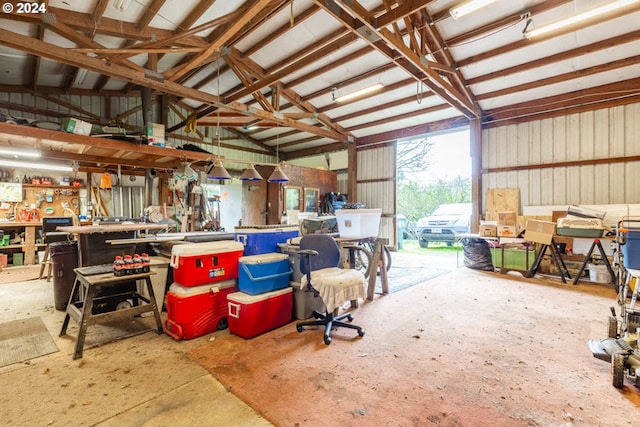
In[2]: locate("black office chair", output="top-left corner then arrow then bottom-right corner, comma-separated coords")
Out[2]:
39,216 -> 74,281
296,234 -> 366,345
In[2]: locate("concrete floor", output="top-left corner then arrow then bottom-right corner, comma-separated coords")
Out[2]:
0,250 -> 635,426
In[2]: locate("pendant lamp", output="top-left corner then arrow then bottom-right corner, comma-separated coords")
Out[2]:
207,159 -> 232,180
268,163 -> 289,183
268,124 -> 289,183
208,55 -> 232,181
239,164 -> 263,181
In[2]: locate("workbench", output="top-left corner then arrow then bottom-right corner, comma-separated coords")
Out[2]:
0,221 -> 44,265
335,236 -> 389,300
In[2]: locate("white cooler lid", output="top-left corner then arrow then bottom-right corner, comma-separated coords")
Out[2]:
169,280 -> 237,296
239,252 -> 289,264
227,287 -> 292,303
171,240 -> 244,256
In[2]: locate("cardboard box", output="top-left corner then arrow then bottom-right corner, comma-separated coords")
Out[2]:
498,211 -> 517,226
498,225 -> 517,237
479,224 -> 497,237
524,220 -> 556,245
61,117 -> 92,136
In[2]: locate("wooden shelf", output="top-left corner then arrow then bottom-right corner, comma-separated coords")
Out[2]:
22,184 -> 85,189
0,243 -> 46,249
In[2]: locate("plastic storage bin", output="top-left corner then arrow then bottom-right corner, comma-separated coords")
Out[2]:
278,242 -> 303,281
227,287 -> 293,339
335,208 -> 382,238
238,253 -> 292,295
622,229 -> 640,269
290,281 -> 326,320
234,225 -> 300,255
164,280 -> 237,340
170,241 -> 244,287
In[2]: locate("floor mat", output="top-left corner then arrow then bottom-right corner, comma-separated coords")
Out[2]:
0,317 -> 59,367
379,265 -> 450,294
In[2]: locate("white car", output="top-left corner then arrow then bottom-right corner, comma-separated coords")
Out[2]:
416,203 -> 471,248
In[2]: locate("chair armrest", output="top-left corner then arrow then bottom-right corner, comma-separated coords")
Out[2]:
297,249 -> 319,257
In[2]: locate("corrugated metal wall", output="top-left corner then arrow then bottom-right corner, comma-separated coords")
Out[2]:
356,143 -> 396,247
482,103 -> 640,211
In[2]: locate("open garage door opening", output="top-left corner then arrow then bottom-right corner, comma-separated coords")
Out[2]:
397,128 -> 472,252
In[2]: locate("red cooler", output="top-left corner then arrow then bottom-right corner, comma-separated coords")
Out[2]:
227,287 -> 293,339
164,280 -> 238,340
170,241 -> 244,287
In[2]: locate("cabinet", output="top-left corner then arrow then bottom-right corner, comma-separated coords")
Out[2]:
0,222 -> 44,265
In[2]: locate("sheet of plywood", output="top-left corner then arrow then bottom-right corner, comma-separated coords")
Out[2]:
486,188 -> 521,222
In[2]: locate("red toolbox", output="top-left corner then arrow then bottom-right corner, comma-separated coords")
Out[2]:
227,287 -> 293,339
164,280 -> 238,341
170,241 -> 244,287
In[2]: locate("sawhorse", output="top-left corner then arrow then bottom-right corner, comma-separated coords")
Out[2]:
573,238 -> 616,285
525,238 -> 571,283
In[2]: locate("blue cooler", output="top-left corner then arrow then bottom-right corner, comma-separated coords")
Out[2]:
622,229 -> 640,269
238,253 -> 292,295
234,225 -> 300,256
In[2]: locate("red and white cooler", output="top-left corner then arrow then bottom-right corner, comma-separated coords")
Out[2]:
227,287 -> 293,339
170,241 -> 244,287
164,280 -> 238,341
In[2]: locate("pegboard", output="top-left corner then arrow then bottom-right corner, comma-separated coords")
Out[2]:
0,184 -> 84,221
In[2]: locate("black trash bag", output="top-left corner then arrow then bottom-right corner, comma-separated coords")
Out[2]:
460,237 -> 495,271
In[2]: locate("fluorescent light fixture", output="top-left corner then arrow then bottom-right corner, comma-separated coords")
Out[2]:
334,83 -> 384,103
449,0 -> 498,20
74,68 -> 89,85
0,159 -> 72,171
525,0 -> 640,38
113,0 -> 131,11
0,147 -> 41,158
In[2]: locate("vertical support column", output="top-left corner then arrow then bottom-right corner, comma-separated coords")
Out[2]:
347,141 -> 357,203
469,118 -> 482,233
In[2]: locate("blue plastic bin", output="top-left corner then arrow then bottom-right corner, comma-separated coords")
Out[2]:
234,226 -> 300,256
238,253 -> 292,295
622,229 -> 640,269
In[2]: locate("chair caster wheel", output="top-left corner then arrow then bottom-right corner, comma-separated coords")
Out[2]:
357,329 -> 365,337
346,314 -> 353,322
324,336 -> 332,345
296,324 -> 304,333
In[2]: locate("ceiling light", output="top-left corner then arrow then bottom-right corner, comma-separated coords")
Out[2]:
0,147 -> 41,158
334,83 -> 384,103
525,0 -> 640,38
267,164 -> 289,183
0,159 -> 72,172
239,164 -> 263,181
449,0 -> 498,20
207,159 -> 232,180
113,0 -> 131,11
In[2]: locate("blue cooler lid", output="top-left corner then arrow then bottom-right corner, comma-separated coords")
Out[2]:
239,252 -> 289,264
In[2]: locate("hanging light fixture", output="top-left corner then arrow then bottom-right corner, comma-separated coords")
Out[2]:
207,159 -> 232,180
267,163 -> 289,183
268,123 -> 289,183
239,164 -> 263,181
207,54 -> 231,181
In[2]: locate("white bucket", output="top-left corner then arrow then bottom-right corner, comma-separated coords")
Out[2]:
588,264 -> 609,283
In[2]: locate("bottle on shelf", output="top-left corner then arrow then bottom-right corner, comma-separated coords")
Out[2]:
132,253 -> 142,274
113,255 -> 125,276
141,253 -> 151,273
123,254 -> 134,275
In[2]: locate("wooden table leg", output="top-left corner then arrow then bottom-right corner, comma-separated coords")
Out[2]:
73,282 -> 96,360
367,239 -> 382,300
144,276 -> 164,334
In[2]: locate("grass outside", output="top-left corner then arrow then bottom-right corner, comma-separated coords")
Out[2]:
397,239 -> 460,255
